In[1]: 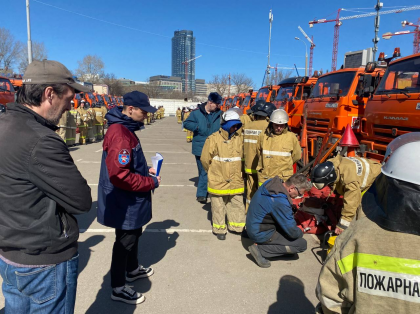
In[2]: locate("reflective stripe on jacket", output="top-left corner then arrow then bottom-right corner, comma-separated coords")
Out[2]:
201,128 -> 244,195
329,155 -> 382,226
243,118 -> 269,174
256,128 -> 301,184
317,217 -> 420,314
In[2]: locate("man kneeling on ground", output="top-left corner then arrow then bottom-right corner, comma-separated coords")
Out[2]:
246,174 -> 312,268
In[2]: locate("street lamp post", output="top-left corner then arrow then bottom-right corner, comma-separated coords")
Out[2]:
295,37 -> 308,76
26,0 -> 33,64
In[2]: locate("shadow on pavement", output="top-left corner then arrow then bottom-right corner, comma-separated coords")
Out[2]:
267,275 -> 315,314
189,176 -> 198,187
77,201 -> 98,231
139,220 -> 180,267
69,146 -> 80,151
78,234 -> 105,275
84,220 -> 179,313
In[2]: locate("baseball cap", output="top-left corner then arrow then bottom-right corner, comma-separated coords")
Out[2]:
123,91 -> 157,113
22,60 -> 91,93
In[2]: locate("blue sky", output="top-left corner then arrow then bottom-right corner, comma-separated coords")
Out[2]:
2,0 -> 420,88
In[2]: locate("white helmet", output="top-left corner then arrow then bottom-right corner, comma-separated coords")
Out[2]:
270,109 -> 289,124
222,109 -> 240,122
229,107 -> 243,117
189,105 -> 195,110
71,100 -> 74,103
382,132 -> 420,185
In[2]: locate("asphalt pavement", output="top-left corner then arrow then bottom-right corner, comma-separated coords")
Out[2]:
0,116 -> 323,314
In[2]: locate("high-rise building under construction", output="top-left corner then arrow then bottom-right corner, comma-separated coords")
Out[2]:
172,30 -> 196,93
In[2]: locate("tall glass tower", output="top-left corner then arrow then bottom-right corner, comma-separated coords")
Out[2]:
172,30 -> 196,93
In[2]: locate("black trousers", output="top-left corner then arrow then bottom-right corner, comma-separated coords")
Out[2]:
258,231 -> 307,258
110,228 -> 142,288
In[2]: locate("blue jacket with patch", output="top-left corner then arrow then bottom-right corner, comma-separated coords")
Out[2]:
246,177 -> 303,243
97,107 -> 158,230
183,103 -> 221,156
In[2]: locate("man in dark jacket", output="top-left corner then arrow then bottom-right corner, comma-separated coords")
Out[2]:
246,175 -> 312,268
98,91 -> 160,305
183,92 -> 222,203
0,60 -> 92,313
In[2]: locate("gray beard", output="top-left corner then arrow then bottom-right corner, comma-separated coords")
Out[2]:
46,107 -> 64,126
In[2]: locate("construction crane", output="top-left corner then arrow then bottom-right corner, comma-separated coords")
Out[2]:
182,55 -> 202,93
382,19 -> 420,54
309,5 -> 420,71
298,26 -> 315,77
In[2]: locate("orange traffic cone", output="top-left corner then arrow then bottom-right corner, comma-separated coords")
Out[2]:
340,124 -> 359,157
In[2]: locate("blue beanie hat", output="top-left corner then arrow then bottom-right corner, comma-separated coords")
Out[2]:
208,92 -> 222,105
221,119 -> 242,138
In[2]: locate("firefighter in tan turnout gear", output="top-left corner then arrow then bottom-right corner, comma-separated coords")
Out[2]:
176,107 -> 182,124
77,100 -> 90,145
56,110 -> 68,143
201,110 -> 245,241
67,100 -> 79,146
93,103 -> 108,141
243,101 -> 273,210
316,133 -> 420,314
311,154 -> 382,235
256,109 -> 301,186
184,107 -> 193,142
87,103 -> 96,142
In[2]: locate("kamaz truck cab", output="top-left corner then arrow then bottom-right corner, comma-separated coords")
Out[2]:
361,52 -> 420,160
0,76 -> 15,105
304,66 -> 385,158
255,85 -> 280,103
272,76 -> 318,133
242,90 -> 257,114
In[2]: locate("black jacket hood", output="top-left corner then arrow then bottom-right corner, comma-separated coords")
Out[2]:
363,173 -> 420,236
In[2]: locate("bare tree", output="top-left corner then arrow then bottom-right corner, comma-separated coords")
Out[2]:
208,74 -> 229,96
102,73 -> 124,96
231,73 -> 254,94
267,69 -> 293,85
18,41 -> 48,73
0,28 -> 23,72
75,55 -> 104,83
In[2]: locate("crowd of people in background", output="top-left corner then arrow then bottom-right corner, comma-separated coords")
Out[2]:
56,98 -> 166,145
0,58 -> 419,313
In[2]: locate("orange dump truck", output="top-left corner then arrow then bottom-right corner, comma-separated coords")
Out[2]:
73,93 -> 84,108
9,76 -> 23,93
231,93 -> 246,108
0,76 -> 15,105
242,91 -> 257,114
304,66 -> 385,158
272,76 -> 318,133
255,85 -> 280,103
84,92 -> 97,107
361,52 -> 420,160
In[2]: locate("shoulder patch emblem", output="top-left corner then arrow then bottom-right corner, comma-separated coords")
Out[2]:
118,149 -> 130,165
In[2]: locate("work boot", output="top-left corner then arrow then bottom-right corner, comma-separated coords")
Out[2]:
196,196 -> 207,204
248,244 -> 271,268
216,233 -> 226,240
